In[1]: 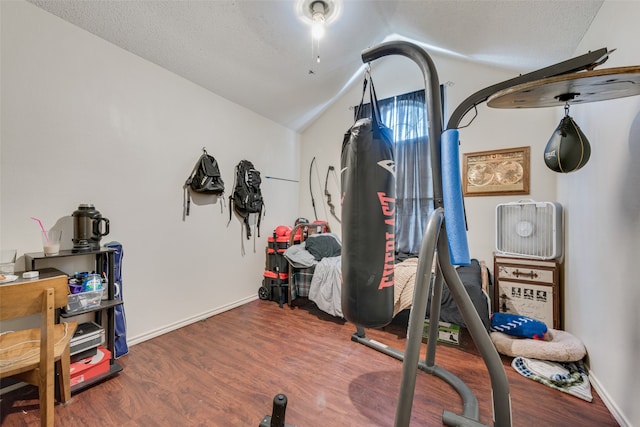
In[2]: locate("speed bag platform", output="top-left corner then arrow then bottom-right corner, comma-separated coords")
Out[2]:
341,114 -> 396,328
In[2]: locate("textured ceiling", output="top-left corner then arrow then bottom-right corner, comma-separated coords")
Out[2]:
27,0 -> 604,132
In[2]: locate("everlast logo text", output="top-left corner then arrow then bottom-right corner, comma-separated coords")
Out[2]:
377,192 -> 395,290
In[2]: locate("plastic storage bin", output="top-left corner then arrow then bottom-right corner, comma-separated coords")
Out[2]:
65,290 -> 103,314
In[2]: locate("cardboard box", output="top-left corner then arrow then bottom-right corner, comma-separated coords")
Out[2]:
70,346 -> 111,387
423,319 -> 461,345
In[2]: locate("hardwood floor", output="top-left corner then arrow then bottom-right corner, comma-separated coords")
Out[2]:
1,299 -> 618,426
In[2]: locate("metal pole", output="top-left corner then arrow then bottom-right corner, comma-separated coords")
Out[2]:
437,231 -> 512,427
446,47 -> 609,130
394,208 -> 443,427
362,41 -> 445,210
360,40 -> 513,427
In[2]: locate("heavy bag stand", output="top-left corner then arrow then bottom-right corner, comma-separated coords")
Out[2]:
351,41 -> 614,427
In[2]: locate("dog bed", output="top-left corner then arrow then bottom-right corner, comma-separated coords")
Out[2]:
491,328 -> 586,362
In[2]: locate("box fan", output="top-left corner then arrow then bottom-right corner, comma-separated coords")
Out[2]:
495,200 -> 563,260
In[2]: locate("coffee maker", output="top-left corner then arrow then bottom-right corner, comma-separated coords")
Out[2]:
72,204 -> 110,252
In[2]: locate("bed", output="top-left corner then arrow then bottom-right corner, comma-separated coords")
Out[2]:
284,222 -> 492,330
283,221 -> 341,314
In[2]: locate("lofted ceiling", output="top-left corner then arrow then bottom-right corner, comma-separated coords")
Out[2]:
27,0 -> 604,132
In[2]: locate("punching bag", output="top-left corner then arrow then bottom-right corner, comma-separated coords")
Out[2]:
544,114 -> 591,173
341,73 -> 395,328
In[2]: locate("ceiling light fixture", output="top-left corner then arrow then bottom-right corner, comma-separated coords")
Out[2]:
296,0 -> 342,69
296,0 -> 341,29
311,1 -> 326,40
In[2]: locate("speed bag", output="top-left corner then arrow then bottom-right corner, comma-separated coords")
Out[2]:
544,115 -> 591,173
341,117 -> 396,328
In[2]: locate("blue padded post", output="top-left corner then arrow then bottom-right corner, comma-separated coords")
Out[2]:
441,129 -> 470,266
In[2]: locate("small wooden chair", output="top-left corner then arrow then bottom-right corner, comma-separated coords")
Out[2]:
0,274 -> 77,427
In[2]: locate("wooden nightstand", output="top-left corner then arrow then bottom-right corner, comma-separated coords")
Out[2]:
493,254 -> 563,329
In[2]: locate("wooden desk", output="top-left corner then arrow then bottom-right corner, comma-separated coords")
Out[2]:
2,266 -> 123,393
2,268 -> 68,286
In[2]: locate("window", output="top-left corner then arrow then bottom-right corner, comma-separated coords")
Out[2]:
356,89 -> 436,255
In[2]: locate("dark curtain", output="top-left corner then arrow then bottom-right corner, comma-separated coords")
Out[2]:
354,90 -> 433,254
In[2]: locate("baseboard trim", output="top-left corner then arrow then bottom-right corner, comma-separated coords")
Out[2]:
588,369 -> 630,427
127,295 -> 258,347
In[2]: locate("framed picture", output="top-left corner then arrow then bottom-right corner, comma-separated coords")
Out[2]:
462,146 -> 530,196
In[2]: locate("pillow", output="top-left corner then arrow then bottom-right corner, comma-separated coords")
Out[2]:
491,312 -> 547,340
304,233 -> 341,260
283,243 -> 316,268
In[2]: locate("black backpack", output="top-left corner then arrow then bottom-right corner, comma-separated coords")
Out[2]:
229,160 -> 264,239
184,149 -> 225,217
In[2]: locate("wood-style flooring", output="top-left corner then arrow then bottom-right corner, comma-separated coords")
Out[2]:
1,299 -> 618,426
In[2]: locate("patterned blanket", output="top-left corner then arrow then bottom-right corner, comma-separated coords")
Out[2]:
393,258 -> 420,316
512,356 -> 593,402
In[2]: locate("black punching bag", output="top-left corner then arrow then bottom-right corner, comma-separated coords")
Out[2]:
544,115 -> 591,173
341,75 -> 395,328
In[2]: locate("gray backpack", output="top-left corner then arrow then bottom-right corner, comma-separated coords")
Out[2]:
184,149 -> 224,216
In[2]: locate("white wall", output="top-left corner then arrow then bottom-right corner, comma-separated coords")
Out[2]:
300,52 -> 557,268
561,2 -> 640,426
1,1 -> 300,342
3,1 -> 638,424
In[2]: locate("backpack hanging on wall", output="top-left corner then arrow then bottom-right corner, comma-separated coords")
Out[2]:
229,160 -> 265,240
184,148 -> 225,217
